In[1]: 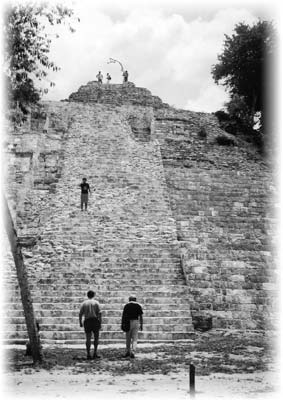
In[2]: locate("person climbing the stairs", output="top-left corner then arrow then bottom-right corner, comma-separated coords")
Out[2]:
121,296 -> 143,359
80,177 -> 91,211
79,290 -> 102,360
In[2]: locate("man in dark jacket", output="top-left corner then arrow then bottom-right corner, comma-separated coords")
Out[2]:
121,295 -> 143,358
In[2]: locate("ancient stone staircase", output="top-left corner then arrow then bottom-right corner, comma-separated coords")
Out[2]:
3,103 -> 193,345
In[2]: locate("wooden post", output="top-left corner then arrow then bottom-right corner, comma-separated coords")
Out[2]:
190,364 -> 195,397
3,195 -> 42,363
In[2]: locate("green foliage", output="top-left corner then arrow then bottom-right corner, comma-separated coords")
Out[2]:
214,110 -> 230,122
3,2 -> 78,122
215,106 -> 264,151
215,95 -> 253,136
215,134 -> 236,146
225,94 -> 251,126
214,113 -> 239,135
212,20 -> 276,135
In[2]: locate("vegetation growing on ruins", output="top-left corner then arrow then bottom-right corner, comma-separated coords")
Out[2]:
3,2 -> 78,124
212,20 -> 276,148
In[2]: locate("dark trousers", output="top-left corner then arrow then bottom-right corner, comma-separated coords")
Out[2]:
81,193 -> 88,210
84,318 -> 100,354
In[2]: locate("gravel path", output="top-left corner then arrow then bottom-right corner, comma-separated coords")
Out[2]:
1,331 -> 281,400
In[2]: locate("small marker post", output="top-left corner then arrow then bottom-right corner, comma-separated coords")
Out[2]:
190,364 -> 195,397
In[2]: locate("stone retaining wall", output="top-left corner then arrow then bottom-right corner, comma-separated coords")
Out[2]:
154,107 -> 277,330
3,102 -> 70,242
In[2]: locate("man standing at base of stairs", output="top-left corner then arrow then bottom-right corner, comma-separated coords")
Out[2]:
79,290 -> 102,359
80,178 -> 91,211
121,296 -> 143,358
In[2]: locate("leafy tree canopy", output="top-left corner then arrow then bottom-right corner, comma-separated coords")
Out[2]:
212,20 -> 276,130
3,1 -> 78,117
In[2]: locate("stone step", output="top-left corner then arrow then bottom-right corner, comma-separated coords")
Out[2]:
4,279 -> 185,288
45,242 -> 181,249
37,233 -> 177,240
3,316 -> 192,326
27,257 -> 182,264
4,292 -> 191,303
18,264 -> 184,273
23,286 -> 189,295
3,330 -> 195,343
5,300 -> 191,310
6,264 -> 182,271
5,284 -> 189,292
6,308 -> 192,318
4,322 -> 193,333
7,268 -> 184,277
30,271 -> 184,282
4,279 -> 186,289
6,265 -> 184,276
57,223 -> 175,228
7,285 -> 186,294
5,276 -> 185,283
29,259 -> 182,265
69,282 -> 185,289
28,267 -> 185,277
4,297 -> 191,308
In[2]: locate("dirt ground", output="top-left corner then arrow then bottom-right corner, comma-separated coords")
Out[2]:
1,330 -> 281,400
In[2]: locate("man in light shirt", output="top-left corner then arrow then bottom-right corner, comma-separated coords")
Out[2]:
79,290 -> 101,359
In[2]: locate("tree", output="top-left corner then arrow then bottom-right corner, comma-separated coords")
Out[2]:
3,2 -> 78,119
3,195 -> 42,363
212,20 -> 276,134
2,2 -> 78,360
214,94 -> 258,142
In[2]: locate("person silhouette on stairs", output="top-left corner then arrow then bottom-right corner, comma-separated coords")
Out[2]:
79,290 -> 102,359
80,178 -> 91,211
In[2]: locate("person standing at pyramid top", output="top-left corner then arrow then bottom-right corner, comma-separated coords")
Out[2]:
96,71 -> 103,84
80,178 -> 91,211
122,70 -> 128,83
106,73 -> 111,84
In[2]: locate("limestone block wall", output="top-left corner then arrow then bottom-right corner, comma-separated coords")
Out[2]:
154,107 -> 277,330
120,105 -> 155,142
68,81 -> 169,109
4,102 -> 70,242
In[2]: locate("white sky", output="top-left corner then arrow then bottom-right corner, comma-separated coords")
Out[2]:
4,0 -> 282,112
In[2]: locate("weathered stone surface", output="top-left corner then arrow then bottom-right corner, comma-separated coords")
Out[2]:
3,82 -> 278,344
3,100 -> 192,344
68,81 -> 169,109
192,315 -> 213,332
